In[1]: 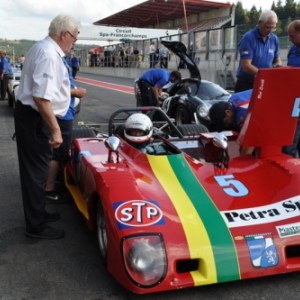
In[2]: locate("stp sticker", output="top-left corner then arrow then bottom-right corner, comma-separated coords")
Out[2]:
114,200 -> 165,229
245,233 -> 278,268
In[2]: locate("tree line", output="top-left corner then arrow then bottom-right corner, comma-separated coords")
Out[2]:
235,0 -> 300,36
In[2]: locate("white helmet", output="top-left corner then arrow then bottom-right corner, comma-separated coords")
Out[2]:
124,113 -> 153,143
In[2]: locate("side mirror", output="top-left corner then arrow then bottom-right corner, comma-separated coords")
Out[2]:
213,133 -> 228,150
105,136 -> 120,152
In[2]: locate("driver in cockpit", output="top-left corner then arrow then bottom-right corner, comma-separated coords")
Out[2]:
124,113 -> 170,155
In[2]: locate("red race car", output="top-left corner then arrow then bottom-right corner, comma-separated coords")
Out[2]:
65,67 -> 300,294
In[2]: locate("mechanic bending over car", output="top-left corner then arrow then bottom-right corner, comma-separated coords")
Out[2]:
123,113 -> 171,155
209,89 -> 254,156
137,69 -> 181,106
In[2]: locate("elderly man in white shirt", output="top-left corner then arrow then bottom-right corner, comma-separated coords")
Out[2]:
14,14 -> 80,239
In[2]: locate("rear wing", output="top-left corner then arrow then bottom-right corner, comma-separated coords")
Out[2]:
238,67 -> 300,157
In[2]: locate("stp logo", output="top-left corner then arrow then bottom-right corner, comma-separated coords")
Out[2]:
114,200 -> 165,229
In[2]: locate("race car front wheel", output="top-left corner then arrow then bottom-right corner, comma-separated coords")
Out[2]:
175,104 -> 192,125
97,200 -> 108,266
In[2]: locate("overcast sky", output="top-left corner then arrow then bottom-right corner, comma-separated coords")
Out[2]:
0,0 -> 275,44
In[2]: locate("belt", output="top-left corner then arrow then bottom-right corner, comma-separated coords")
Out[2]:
236,77 -> 254,83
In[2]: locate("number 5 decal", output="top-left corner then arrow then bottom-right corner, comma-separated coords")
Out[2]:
214,175 -> 248,197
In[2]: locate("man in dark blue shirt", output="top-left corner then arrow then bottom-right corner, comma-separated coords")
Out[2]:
235,10 -> 281,92
70,54 -> 79,78
137,69 -> 181,106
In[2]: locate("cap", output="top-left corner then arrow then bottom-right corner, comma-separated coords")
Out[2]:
209,101 -> 228,132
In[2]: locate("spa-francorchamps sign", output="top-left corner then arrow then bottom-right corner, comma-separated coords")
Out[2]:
79,25 -> 179,41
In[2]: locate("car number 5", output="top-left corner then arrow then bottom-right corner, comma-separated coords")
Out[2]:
214,175 -> 248,197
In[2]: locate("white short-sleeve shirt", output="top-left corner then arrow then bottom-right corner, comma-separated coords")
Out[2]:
17,36 -> 70,117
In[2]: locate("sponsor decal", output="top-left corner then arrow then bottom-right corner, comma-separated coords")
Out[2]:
234,236 -> 244,241
114,200 -> 165,229
221,195 -> 300,228
246,233 -> 278,268
276,222 -> 300,238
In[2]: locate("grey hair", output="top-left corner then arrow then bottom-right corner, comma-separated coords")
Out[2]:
48,14 -> 80,36
259,10 -> 278,23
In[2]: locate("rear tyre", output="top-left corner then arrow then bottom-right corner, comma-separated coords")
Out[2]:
72,128 -> 96,139
176,124 -> 209,136
97,200 -> 108,266
175,104 -> 192,125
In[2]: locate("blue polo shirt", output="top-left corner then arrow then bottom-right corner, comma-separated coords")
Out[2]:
139,68 -> 171,88
59,57 -> 75,120
236,27 -> 280,81
287,45 -> 300,67
229,89 -> 252,128
0,56 -> 11,75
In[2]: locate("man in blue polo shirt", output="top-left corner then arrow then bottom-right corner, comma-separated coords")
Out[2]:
137,68 -> 181,107
281,20 -> 300,157
0,50 -> 12,100
235,10 -> 281,92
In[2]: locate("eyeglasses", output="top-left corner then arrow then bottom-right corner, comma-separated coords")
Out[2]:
67,31 -> 77,42
265,25 -> 277,32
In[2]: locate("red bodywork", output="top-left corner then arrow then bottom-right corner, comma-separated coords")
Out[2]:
65,68 -> 300,293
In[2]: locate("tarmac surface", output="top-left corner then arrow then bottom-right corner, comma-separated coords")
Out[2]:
1,72 -> 300,299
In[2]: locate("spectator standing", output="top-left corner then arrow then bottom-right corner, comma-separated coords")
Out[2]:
19,54 -> 25,70
235,10 -> 281,92
137,69 -> 181,106
70,54 -> 79,78
0,50 -> 11,100
149,41 -> 156,68
159,44 -> 169,69
45,56 -> 86,201
14,14 -> 80,239
119,47 -> 125,67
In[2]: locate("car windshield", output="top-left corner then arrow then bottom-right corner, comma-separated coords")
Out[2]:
197,81 -> 230,100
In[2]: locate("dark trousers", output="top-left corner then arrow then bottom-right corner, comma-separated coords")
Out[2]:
234,78 -> 254,93
282,117 -> 300,158
14,101 -> 52,231
137,80 -> 155,106
72,66 -> 77,78
0,74 -> 9,99
149,53 -> 155,68
160,56 -> 168,69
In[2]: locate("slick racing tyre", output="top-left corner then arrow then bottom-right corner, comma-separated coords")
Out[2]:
72,128 -> 96,139
176,124 -> 209,136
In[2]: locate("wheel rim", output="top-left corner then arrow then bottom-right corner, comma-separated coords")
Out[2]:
97,203 -> 107,260
175,107 -> 186,125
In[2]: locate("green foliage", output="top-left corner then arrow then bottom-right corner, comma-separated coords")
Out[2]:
234,0 -> 300,41
0,39 -> 96,61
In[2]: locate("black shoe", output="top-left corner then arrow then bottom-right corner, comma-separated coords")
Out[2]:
46,190 -> 60,202
25,225 -> 65,239
44,211 -> 60,222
